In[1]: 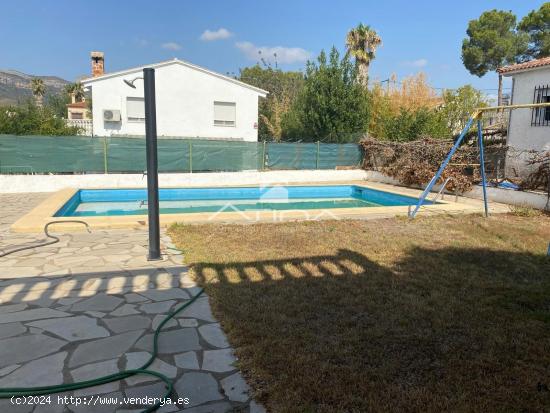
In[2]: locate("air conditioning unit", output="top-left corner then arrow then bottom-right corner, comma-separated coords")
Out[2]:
103,109 -> 121,122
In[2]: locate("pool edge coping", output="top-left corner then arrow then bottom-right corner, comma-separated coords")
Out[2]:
10,181 -> 500,233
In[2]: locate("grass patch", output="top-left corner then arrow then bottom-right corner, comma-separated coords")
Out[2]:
509,204 -> 543,217
169,214 -> 550,412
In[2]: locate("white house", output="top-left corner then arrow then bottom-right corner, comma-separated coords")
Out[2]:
498,57 -> 550,176
81,52 -> 268,141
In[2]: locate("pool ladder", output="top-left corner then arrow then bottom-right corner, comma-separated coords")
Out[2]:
408,177 -> 452,217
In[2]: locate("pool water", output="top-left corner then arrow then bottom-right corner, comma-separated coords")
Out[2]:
55,186 -> 431,217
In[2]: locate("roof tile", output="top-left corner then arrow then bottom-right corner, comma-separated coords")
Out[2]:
498,57 -> 550,74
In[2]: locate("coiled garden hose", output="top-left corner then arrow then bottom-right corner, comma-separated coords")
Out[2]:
0,221 -> 204,412
0,220 -> 91,258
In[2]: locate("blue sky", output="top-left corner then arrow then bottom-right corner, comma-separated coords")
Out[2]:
0,0 -> 545,95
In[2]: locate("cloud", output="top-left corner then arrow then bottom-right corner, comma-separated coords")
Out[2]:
402,58 -> 428,68
235,41 -> 312,64
200,28 -> 233,41
161,42 -> 182,51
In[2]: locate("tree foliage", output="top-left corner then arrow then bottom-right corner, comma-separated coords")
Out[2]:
66,82 -> 86,102
461,10 -> 528,77
281,47 -> 370,143
345,23 -> 382,86
0,100 -> 80,135
369,74 -> 447,141
45,92 -> 71,119
518,2 -> 550,59
239,65 -> 303,141
30,78 -> 46,107
440,85 -> 488,134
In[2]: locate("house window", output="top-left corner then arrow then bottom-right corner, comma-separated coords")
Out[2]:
71,112 -> 83,120
127,97 -> 145,122
214,101 -> 236,127
531,85 -> 550,126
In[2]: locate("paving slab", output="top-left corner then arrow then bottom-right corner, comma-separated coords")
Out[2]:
139,289 -> 190,302
174,372 -> 224,408
0,352 -> 67,387
69,330 -> 144,367
201,349 -> 237,373
109,304 -> 139,316
0,364 -> 20,376
198,324 -> 230,349
139,300 -> 176,314
174,351 -> 200,370
0,334 -> 66,367
151,314 -> 178,330
0,322 -> 26,339
0,303 -> 27,314
0,308 -> 70,324
178,318 -> 199,328
124,351 -> 177,386
28,316 -> 110,342
70,359 -> 120,396
179,402 -> 233,413
220,372 -> 250,402
103,315 -> 151,333
135,328 -> 201,354
176,298 -> 216,322
71,293 -> 123,312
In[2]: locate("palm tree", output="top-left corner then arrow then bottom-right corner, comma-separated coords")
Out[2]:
66,82 -> 85,102
30,78 -> 46,107
345,23 -> 382,87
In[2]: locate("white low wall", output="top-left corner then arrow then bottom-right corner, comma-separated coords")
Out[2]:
364,170 -> 549,211
464,186 -> 549,211
0,169 -> 369,193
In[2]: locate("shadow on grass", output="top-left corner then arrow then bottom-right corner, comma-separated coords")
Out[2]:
191,247 -> 550,413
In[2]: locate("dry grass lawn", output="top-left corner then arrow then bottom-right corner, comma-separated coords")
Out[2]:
169,213 -> 550,413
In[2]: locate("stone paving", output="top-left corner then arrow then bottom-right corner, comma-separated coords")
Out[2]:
0,193 -> 265,413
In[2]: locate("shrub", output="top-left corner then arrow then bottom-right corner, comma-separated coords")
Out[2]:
369,73 -> 448,141
0,101 -> 80,136
282,47 -> 370,143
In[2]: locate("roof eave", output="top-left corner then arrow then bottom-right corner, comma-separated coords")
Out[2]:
81,59 -> 269,96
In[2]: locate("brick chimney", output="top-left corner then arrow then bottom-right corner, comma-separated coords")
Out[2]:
91,51 -> 105,77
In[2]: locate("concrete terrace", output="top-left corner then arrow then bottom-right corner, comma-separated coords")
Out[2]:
0,193 -> 264,413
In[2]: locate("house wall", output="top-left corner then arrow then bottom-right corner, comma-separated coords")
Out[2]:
87,64 -> 263,141
506,67 -> 550,177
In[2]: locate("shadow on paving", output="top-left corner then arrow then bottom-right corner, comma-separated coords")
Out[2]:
0,265 -> 257,413
191,247 -> 550,413
0,266 -> 190,305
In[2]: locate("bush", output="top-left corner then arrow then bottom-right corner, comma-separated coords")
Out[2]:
0,101 -> 80,136
375,107 -> 449,142
282,47 -> 370,143
361,138 -> 483,192
369,75 -> 488,141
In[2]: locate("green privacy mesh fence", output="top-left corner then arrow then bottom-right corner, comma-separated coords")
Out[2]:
0,135 -> 362,174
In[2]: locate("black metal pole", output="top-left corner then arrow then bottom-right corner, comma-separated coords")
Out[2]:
143,68 -> 161,260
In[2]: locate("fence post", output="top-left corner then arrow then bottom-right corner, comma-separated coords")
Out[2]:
316,141 -> 320,169
103,137 -> 108,174
262,140 -> 267,171
189,141 -> 193,173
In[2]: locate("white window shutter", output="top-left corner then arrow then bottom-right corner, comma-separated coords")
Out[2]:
214,101 -> 236,126
127,97 -> 145,120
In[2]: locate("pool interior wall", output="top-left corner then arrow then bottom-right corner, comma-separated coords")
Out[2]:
55,186 -> 434,217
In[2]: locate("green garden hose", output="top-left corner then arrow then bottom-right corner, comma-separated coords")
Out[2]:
0,221 -> 204,412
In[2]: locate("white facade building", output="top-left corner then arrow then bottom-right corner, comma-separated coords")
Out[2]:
499,57 -> 550,176
81,55 -> 267,141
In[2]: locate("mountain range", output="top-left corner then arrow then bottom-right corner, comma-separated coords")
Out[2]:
0,69 -> 69,105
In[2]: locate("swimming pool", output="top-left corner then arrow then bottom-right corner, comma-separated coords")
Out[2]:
54,185 -> 433,217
